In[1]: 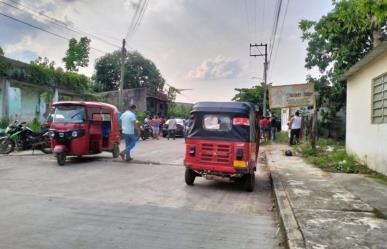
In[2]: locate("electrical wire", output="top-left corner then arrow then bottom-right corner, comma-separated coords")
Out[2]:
0,11 -> 107,54
268,0 -> 283,63
244,0 -> 251,42
268,0 -> 289,82
0,0 -> 122,49
132,0 -> 149,36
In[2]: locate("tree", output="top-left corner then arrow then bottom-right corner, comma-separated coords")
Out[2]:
0,46 -> 4,56
63,37 -> 91,71
31,56 -> 55,69
300,0 -> 387,113
92,50 -> 166,92
232,84 -> 264,113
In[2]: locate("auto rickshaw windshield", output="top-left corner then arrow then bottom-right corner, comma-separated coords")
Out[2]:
53,106 -> 86,124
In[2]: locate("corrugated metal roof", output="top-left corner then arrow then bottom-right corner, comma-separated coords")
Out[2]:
340,41 -> 387,81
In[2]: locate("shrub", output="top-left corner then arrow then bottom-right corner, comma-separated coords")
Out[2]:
26,118 -> 42,133
0,116 -> 11,129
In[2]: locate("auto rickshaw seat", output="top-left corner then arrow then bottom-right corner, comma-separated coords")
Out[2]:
102,121 -> 111,139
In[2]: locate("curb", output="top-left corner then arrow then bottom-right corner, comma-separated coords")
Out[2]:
268,154 -> 306,249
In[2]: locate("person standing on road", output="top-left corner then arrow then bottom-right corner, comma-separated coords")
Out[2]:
119,104 -> 138,161
152,115 -> 161,140
289,111 -> 303,145
167,117 -> 177,140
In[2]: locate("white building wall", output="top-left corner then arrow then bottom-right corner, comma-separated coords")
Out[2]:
346,53 -> 387,175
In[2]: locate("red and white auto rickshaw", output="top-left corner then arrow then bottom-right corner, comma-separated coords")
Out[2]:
184,102 -> 260,191
49,101 -> 121,166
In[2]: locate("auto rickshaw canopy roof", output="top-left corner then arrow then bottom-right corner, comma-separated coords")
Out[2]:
52,101 -> 119,113
191,102 -> 257,115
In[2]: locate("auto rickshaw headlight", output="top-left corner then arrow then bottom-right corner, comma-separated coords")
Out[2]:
49,130 -> 55,138
189,145 -> 196,156
72,131 -> 78,137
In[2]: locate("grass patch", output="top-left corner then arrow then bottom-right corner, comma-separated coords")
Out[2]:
295,139 -> 385,179
373,208 -> 387,220
274,131 -> 289,144
26,119 -> 43,133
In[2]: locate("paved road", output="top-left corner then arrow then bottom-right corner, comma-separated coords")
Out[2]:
0,138 -> 282,249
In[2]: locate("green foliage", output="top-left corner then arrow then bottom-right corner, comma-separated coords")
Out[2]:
167,105 -> 191,119
0,116 -> 11,129
300,0 -> 387,132
26,119 -> 42,133
1,57 -> 91,92
0,56 -> 11,76
92,50 -> 165,92
136,112 -> 147,124
295,138 -> 375,174
63,37 -> 91,71
0,46 -> 4,56
274,131 -> 289,144
232,85 -> 264,112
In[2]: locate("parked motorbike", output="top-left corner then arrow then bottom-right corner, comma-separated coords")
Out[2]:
0,121 -> 52,154
140,123 -> 153,140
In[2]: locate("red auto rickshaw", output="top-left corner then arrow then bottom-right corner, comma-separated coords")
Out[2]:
184,102 -> 260,191
49,101 -> 121,166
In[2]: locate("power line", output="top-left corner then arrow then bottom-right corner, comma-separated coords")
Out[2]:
254,0 -> 257,41
0,0 -> 122,49
261,0 -> 266,41
125,0 -> 143,39
269,0 -> 289,82
244,0 -> 251,42
125,0 -> 149,40
268,0 -> 283,63
132,0 -> 149,36
0,11 -> 107,54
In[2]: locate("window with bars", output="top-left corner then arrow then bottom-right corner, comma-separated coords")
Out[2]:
372,74 -> 387,124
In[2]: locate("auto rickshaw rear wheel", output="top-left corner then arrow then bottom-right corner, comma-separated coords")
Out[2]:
112,143 -> 120,158
243,173 -> 255,192
185,168 -> 196,185
56,152 -> 66,166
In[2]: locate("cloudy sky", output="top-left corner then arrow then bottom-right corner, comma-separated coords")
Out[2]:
0,0 -> 333,103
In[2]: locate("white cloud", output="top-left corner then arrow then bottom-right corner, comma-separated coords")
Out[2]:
185,56 -> 244,81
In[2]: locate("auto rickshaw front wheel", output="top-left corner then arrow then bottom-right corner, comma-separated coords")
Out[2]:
185,168 -> 196,185
56,152 -> 66,166
112,143 -> 120,158
243,173 -> 255,192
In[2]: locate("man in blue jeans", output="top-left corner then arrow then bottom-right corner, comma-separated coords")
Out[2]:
120,104 -> 138,161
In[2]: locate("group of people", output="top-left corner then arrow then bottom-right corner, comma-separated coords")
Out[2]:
143,114 -> 177,140
259,110 -> 303,145
259,115 -> 279,142
118,104 -> 179,162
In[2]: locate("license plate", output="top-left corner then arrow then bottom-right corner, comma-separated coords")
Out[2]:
233,160 -> 246,167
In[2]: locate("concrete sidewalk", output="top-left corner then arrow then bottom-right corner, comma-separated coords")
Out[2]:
265,144 -> 387,249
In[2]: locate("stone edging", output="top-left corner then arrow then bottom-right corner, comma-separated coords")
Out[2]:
270,160 -> 306,249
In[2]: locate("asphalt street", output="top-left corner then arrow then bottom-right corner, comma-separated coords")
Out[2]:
0,138 -> 282,249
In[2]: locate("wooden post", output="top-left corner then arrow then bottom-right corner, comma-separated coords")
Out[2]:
310,93 -> 317,149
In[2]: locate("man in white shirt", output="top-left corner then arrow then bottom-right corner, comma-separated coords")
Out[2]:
167,117 -> 177,140
120,104 -> 137,161
289,111 -> 303,145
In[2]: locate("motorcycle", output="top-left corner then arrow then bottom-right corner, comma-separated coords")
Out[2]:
0,121 -> 52,154
140,123 -> 153,140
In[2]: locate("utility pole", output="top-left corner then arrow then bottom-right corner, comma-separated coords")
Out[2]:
250,43 -> 268,116
119,39 -> 126,111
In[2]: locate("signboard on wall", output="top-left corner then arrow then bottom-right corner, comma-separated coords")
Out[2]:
269,83 -> 315,108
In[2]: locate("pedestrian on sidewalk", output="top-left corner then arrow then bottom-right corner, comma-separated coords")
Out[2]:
152,115 -> 161,140
270,115 -> 277,141
119,104 -> 138,161
167,116 -> 177,140
289,111 -> 302,145
259,117 -> 269,142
